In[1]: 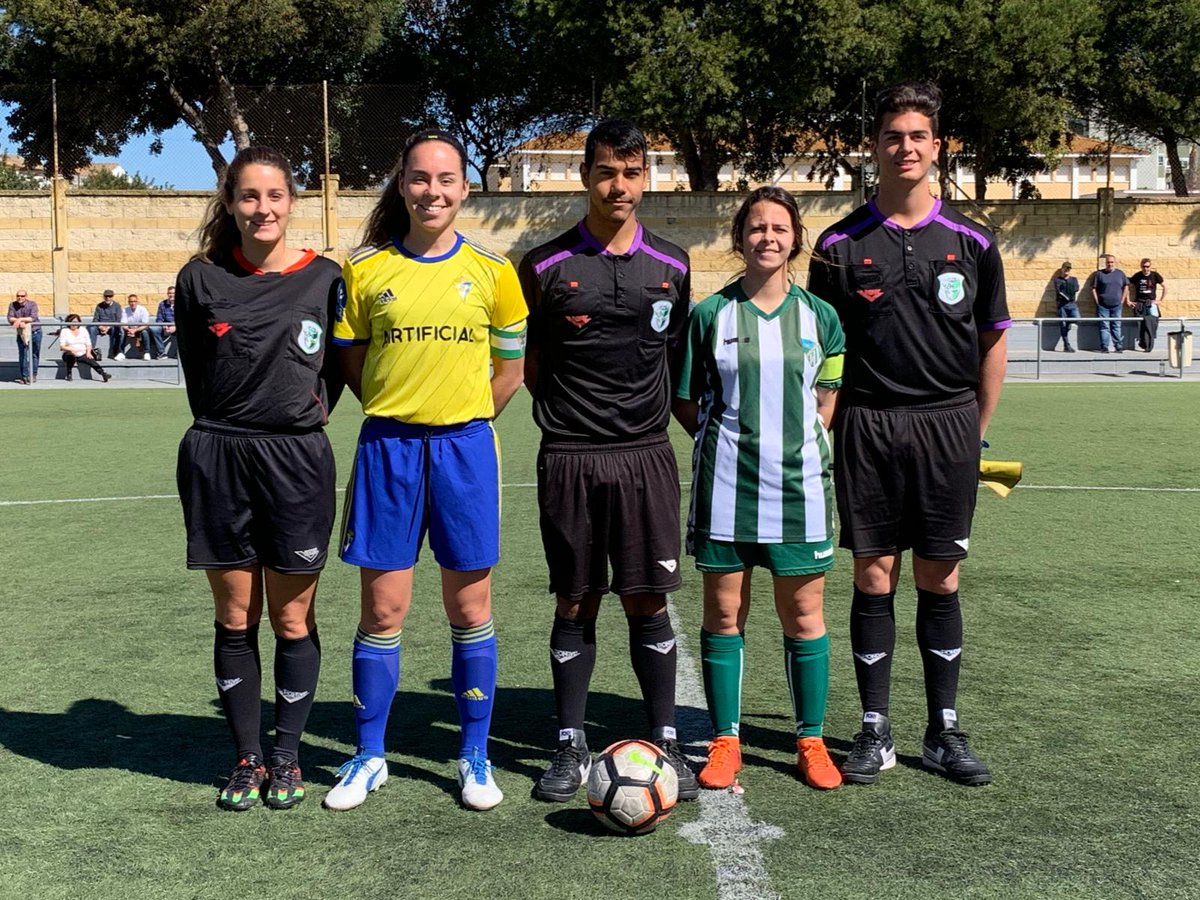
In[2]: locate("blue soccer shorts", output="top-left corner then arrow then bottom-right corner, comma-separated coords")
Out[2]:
340,417 -> 501,572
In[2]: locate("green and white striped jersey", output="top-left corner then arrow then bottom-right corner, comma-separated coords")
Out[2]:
678,282 -> 845,543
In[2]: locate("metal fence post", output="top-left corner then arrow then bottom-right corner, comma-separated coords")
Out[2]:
1035,318 -> 1043,380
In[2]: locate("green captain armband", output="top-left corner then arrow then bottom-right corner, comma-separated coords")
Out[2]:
816,353 -> 844,388
489,321 -> 527,359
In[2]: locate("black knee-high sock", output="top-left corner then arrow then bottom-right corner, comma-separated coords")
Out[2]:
916,589 -> 963,730
850,587 -> 896,717
550,615 -> 596,733
627,613 -> 677,734
272,628 -> 321,766
214,621 -> 262,760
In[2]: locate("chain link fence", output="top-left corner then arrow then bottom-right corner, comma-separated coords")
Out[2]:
0,83 -> 432,191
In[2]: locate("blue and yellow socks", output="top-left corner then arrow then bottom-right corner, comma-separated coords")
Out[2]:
451,618 -> 498,758
351,627 -> 401,757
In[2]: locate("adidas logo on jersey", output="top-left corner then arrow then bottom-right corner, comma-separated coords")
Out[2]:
854,652 -> 888,666
551,648 -> 581,664
928,647 -> 963,662
278,688 -> 311,704
293,547 -> 320,563
216,677 -> 243,692
643,640 -> 676,655
657,559 -> 678,573
376,288 -> 397,305
460,687 -> 489,701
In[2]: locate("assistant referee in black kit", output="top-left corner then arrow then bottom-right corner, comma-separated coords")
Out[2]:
808,82 -> 1009,787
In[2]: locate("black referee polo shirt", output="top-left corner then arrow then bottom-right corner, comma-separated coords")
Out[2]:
808,198 -> 1010,408
519,220 -> 691,442
176,250 -> 344,432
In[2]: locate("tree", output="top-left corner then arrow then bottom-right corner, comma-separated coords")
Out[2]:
1086,0 -> 1200,196
78,168 -> 169,190
570,0 -> 889,191
0,153 -> 43,189
368,0 -> 593,188
0,0 -> 390,179
884,0 -> 1101,201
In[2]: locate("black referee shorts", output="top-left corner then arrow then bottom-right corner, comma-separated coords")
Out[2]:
537,434 -> 682,599
177,424 -> 336,574
834,401 -> 980,561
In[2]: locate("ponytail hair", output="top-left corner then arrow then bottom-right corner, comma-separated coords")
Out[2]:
195,145 -> 297,262
359,127 -> 469,250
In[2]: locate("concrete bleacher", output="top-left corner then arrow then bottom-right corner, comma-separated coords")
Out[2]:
2,321 -> 181,384
1003,318 -> 1192,379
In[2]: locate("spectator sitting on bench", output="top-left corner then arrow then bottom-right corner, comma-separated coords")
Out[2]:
60,314 -> 111,382
145,285 -> 176,360
116,293 -> 150,360
89,289 -> 122,360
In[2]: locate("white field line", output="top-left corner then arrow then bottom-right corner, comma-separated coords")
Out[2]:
3,482 -> 1198,508
669,601 -> 785,900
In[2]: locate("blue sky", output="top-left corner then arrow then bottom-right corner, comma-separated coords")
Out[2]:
96,121 -> 234,188
0,104 -> 234,189
93,123 -> 233,190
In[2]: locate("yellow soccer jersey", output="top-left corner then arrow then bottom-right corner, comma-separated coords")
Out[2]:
334,234 -> 528,425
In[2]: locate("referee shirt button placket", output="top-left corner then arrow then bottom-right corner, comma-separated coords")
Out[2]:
903,230 -> 919,287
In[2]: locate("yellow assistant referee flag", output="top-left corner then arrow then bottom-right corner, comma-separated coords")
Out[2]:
979,460 -> 1023,498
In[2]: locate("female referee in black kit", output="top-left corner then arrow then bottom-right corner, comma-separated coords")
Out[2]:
175,146 -> 343,811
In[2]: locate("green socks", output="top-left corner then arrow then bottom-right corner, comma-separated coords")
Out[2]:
703,630 -> 830,739
784,633 -> 830,738
700,629 -> 744,737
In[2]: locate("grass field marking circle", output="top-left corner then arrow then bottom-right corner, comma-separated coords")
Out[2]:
668,600 -> 785,900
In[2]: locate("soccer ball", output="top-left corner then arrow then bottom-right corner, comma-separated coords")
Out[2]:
587,739 -> 679,835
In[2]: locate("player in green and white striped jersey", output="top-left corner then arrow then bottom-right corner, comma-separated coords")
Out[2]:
674,187 -> 846,791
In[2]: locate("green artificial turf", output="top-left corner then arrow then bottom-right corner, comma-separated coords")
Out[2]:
0,383 -> 1197,899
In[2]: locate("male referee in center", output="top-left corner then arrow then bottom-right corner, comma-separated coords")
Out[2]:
808,82 -> 1009,786
518,118 -> 699,802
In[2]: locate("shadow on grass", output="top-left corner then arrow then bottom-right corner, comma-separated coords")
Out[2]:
543,808 -> 613,836
0,685 -> 708,792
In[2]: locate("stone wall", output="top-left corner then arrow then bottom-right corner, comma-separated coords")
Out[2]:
2,188 -> 1197,318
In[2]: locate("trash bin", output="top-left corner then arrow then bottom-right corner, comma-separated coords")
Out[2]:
1168,330 -> 1193,368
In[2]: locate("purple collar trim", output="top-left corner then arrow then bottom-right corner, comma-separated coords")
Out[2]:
868,196 -> 943,231
579,219 -> 644,257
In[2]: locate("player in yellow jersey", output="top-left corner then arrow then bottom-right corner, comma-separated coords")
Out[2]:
326,130 -> 527,813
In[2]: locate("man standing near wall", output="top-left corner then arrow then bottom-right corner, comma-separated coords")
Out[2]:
518,118 -> 699,804
1130,258 -> 1165,352
1092,254 -> 1129,353
808,82 -> 1009,787
1053,262 -> 1080,352
7,289 -> 41,384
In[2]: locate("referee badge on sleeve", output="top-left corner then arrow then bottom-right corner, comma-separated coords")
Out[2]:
937,272 -> 966,306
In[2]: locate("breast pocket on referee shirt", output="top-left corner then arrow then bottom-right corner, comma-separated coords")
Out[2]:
200,298 -> 249,397
638,283 -> 676,346
929,259 -> 976,319
552,283 -> 603,339
288,308 -> 325,372
851,265 -> 893,318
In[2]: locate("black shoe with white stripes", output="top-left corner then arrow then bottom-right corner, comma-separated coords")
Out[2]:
922,710 -> 992,786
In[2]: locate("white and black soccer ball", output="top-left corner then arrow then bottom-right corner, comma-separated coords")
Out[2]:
587,739 -> 679,835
